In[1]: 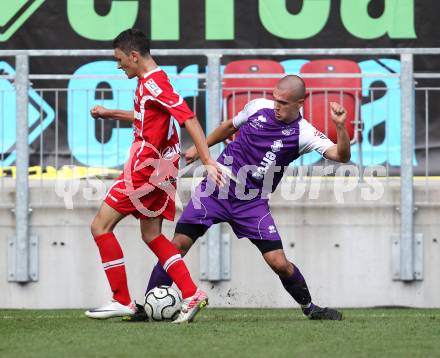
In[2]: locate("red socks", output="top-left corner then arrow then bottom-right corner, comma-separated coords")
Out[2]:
94,232 -> 131,305
94,232 -> 196,302
148,234 -> 197,299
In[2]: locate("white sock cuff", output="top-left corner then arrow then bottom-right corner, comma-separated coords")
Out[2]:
103,258 -> 124,270
163,254 -> 182,271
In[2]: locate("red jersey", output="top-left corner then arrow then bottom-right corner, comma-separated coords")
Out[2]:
105,68 -> 194,221
129,68 -> 195,175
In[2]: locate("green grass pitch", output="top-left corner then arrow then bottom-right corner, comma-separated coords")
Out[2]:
1,308 -> 439,358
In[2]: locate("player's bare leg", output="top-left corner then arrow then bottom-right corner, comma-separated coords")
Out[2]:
263,249 -> 342,321
90,202 -> 125,237
86,203 -> 137,319
140,220 -> 208,323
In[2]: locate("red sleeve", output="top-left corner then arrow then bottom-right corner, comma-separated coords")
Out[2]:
143,73 -> 195,126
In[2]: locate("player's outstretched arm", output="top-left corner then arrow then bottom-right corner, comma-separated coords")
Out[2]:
184,119 -> 237,163
323,102 -> 351,163
90,105 -> 134,123
184,116 -> 225,186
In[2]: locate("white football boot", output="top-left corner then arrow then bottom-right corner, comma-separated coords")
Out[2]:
172,288 -> 208,324
85,300 -> 136,319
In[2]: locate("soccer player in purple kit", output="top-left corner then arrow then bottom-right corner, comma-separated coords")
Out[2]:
145,75 -> 350,320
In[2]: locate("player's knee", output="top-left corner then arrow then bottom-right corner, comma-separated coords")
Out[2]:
173,243 -> 188,256
90,219 -> 101,238
140,219 -> 163,244
141,232 -> 157,244
90,215 -> 111,238
268,256 -> 291,276
172,234 -> 192,257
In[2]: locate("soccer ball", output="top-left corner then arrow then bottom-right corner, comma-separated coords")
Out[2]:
144,285 -> 181,321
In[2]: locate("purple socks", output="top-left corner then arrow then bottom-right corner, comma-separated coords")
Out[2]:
145,262 -> 173,294
279,263 -> 314,315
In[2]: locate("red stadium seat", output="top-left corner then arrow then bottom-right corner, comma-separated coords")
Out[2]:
222,59 -> 285,141
300,59 -> 362,143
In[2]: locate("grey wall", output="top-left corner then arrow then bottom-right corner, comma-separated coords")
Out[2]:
1,178 -> 439,309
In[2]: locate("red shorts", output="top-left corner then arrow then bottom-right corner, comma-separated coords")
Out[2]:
104,172 -> 176,221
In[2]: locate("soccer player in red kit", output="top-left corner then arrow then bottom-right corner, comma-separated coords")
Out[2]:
85,29 -> 223,323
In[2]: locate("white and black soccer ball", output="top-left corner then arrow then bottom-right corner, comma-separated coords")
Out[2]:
144,285 -> 181,321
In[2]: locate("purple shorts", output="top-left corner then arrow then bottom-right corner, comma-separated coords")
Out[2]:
178,181 -> 281,241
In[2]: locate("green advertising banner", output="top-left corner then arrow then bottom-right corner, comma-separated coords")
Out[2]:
0,0 -> 439,175
0,0 -> 427,48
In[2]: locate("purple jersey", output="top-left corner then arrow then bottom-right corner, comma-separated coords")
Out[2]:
217,98 -> 334,197
179,98 -> 335,241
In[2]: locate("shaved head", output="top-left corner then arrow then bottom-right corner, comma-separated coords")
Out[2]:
277,75 -> 306,101
272,75 -> 306,123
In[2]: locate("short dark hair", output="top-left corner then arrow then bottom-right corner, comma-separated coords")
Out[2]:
112,29 -> 150,56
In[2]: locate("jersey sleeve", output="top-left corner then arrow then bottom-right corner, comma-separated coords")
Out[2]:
232,98 -> 274,129
232,106 -> 249,129
143,74 -> 195,126
298,119 -> 335,156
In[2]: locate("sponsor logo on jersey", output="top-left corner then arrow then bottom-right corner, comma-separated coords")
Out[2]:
282,127 -> 299,136
271,139 -> 283,153
161,143 -> 181,160
250,121 -> 263,130
282,128 -> 293,136
134,126 -> 142,137
145,78 -> 163,97
252,150 -> 277,180
314,129 -> 328,140
268,225 -> 277,234
249,114 -> 267,130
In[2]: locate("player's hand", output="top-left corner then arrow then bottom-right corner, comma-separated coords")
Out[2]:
90,105 -> 108,119
204,158 -> 225,187
184,145 -> 199,164
330,102 -> 347,127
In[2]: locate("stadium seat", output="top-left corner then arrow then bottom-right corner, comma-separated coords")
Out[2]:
300,59 -> 362,143
222,59 -> 285,141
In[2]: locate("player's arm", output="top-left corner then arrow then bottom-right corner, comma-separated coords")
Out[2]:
90,105 -> 134,123
323,102 -> 351,163
184,119 -> 237,163
144,74 -> 223,185
184,116 -> 225,186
